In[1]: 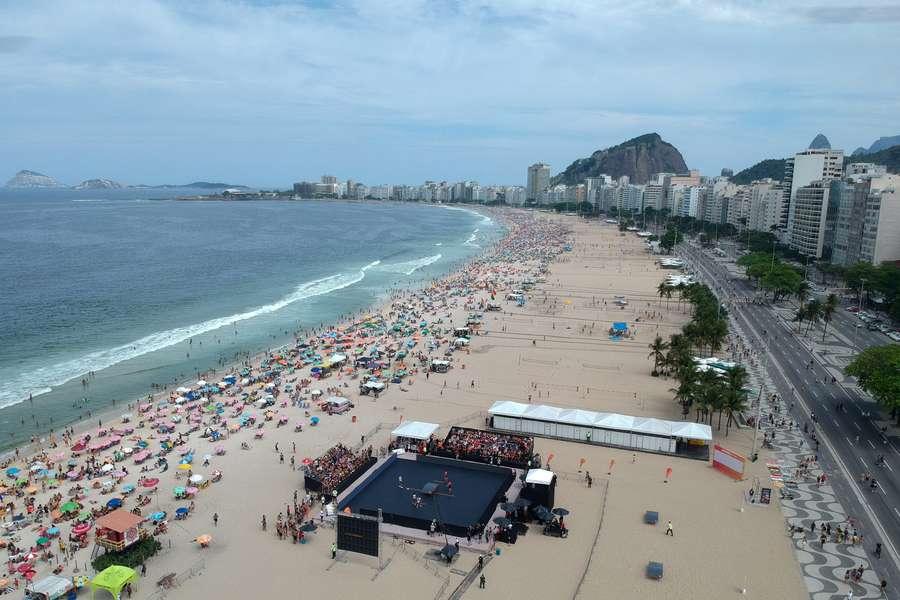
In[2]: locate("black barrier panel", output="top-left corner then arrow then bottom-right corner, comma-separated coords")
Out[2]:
336,513 -> 379,557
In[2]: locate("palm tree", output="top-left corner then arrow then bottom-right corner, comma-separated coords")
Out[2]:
821,293 -> 839,341
657,282 -> 670,306
648,336 -> 669,375
722,366 -> 750,437
804,299 -> 822,335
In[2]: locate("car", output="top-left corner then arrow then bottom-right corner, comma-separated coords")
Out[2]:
846,306 -> 860,313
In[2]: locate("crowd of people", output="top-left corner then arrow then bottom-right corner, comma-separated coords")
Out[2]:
430,428 -> 534,466
304,443 -> 373,496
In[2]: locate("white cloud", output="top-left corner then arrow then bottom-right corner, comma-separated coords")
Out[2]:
0,0 -> 898,184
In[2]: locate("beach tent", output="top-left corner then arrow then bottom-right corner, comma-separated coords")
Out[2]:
27,575 -> 74,600
391,421 -> 438,441
90,565 -> 137,599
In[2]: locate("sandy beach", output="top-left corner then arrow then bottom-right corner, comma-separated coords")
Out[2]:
2,210 -> 807,600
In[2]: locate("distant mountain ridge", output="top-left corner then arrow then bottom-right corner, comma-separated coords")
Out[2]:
5,170 -> 66,188
552,133 -> 688,186
74,178 -> 122,190
4,170 -> 249,190
852,135 -> 900,156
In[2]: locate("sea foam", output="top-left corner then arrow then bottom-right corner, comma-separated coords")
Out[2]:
0,260 -> 380,408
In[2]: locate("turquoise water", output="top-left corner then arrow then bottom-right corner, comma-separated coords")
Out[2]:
0,190 -> 500,448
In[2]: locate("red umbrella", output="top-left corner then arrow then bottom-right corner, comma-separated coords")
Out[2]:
142,478 -> 160,488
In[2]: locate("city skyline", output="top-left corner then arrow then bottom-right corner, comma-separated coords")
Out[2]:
2,1 -> 900,187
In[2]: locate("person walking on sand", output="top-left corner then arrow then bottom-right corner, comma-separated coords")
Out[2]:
666,521 -> 674,536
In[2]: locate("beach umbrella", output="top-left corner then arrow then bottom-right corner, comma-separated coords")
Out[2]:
60,501 -> 79,513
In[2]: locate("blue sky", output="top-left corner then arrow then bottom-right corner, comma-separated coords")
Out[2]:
2,0 -> 899,187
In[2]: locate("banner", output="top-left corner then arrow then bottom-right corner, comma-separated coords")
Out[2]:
712,444 -> 746,480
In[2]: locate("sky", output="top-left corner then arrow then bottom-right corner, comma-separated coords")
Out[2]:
2,0 -> 900,188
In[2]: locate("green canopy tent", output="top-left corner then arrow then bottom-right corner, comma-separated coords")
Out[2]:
91,565 -> 137,599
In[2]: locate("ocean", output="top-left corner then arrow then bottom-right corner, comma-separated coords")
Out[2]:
0,189 -> 500,449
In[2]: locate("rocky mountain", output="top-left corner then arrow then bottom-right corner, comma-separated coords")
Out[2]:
4,170 -> 66,188
852,135 -> 900,156
551,133 -> 688,186
73,178 -> 122,190
731,158 -> 787,185
808,133 -> 831,150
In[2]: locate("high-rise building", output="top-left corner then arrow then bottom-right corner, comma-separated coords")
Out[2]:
860,174 -> 900,264
785,148 -> 844,239
526,163 -> 551,204
789,180 -> 831,258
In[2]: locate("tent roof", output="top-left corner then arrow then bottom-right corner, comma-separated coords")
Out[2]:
95,509 -> 144,533
525,468 -> 555,485
30,575 -> 73,598
670,421 -> 713,441
91,565 -> 137,596
392,421 -> 439,440
488,401 -> 712,441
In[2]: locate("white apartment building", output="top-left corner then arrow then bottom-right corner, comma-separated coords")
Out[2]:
785,148 -> 844,239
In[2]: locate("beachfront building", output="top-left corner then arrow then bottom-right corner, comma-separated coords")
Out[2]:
788,180 -> 831,258
527,163 -> 551,204
784,147 -> 844,238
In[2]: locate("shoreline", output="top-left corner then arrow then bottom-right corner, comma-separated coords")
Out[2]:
0,207 -> 508,458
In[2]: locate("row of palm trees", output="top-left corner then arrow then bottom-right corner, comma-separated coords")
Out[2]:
649,281 -> 748,435
794,292 -> 840,340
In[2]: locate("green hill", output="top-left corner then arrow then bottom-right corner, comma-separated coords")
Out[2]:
731,158 -> 787,185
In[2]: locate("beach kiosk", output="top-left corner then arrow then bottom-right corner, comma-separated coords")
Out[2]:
521,468 -> 557,510
391,421 -> 438,450
90,565 -> 137,599
26,575 -> 74,600
94,509 -> 146,552
429,359 -> 450,373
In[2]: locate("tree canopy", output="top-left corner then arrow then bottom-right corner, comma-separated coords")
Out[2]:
845,345 -> 900,421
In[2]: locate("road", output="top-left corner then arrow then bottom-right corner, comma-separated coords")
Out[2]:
678,242 -> 900,598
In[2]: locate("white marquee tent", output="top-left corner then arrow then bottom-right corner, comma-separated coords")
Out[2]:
488,401 -> 712,455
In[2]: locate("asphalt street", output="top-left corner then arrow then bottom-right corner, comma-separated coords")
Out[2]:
677,242 -> 900,598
